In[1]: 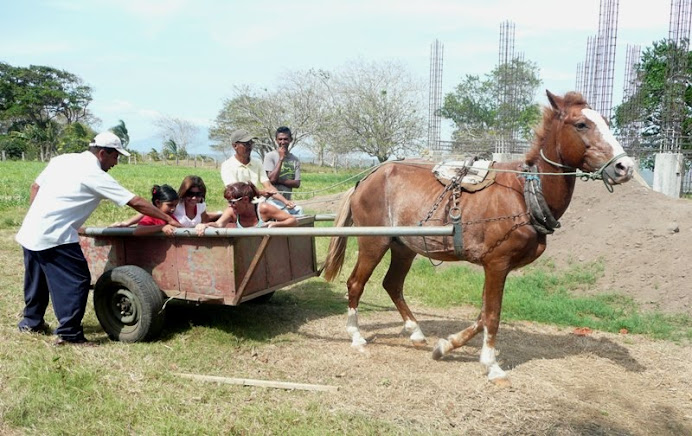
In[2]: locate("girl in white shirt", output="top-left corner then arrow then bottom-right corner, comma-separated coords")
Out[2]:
112,175 -> 220,228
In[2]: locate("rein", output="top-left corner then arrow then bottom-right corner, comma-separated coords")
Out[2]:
539,148 -> 628,193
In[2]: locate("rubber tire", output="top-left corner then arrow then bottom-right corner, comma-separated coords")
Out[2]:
93,265 -> 165,342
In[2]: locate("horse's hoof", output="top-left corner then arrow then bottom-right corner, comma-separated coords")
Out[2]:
490,377 -> 512,388
350,337 -> 367,348
411,338 -> 427,348
431,339 -> 449,360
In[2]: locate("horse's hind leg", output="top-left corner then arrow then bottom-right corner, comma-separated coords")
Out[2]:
382,242 -> 426,347
345,236 -> 389,349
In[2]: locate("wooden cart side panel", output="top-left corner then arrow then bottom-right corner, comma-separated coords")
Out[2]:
80,236 -> 125,285
174,239 -> 236,303
287,236 -> 317,279
121,238 -> 180,292
233,236 -> 270,297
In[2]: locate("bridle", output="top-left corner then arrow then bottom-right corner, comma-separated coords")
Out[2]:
539,148 -> 628,193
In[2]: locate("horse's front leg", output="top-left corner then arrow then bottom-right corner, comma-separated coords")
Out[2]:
432,313 -> 482,360
478,266 -> 510,385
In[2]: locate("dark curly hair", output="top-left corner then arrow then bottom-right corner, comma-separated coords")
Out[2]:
151,184 -> 179,204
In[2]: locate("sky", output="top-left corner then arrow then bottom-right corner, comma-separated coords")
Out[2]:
0,0 -> 673,155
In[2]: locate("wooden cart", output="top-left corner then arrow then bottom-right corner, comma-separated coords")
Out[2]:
79,216 -> 318,342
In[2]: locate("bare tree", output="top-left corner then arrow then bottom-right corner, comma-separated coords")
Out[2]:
154,115 -> 199,158
209,75 -> 333,160
331,59 -> 426,162
209,61 -> 425,165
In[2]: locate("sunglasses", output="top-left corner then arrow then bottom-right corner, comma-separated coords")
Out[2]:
184,191 -> 203,198
227,197 -> 245,205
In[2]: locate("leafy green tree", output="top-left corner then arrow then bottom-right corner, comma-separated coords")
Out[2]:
147,148 -> 161,161
613,39 -> 692,151
0,62 -> 93,159
440,59 -> 541,142
110,119 -> 130,148
57,121 -> 95,154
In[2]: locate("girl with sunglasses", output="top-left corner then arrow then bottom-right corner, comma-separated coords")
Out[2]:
195,182 -> 296,236
112,175 -> 218,228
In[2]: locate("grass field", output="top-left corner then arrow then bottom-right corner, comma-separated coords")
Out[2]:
0,160 -> 690,435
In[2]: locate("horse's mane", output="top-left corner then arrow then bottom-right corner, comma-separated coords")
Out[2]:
525,92 -> 588,166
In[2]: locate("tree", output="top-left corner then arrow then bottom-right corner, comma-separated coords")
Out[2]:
440,58 -> 542,142
209,87 -> 282,158
330,59 -> 426,162
57,121 -> 95,154
161,138 -> 188,162
613,39 -> 692,151
110,119 -> 130,148
0,62 -> 93,159
154,115 -> 198,160
147,148 -> 161,161
209,73 -> 330,160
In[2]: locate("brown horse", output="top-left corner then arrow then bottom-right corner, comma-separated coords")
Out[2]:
322,91 -> 635,385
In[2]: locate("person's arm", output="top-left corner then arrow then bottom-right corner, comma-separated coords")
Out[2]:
202,210 -> 223,222
133,223 -> 177,236
29,183 -> 40,205
111,213 -> 144,227
127,196 -> 180,227
259,203 -> 297,227
265,151 -> 284,184
279,178 -> 300,189
195,207 -> 235,235
261,181 -> 295,209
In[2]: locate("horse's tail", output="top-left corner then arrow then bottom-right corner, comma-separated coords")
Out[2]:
322,187 -> 355,282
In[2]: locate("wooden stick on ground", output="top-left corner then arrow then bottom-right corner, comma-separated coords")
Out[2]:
174,372 -> 339,392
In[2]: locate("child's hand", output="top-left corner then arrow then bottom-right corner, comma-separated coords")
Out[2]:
110,221 -> 128,228
162,224 -> 176,236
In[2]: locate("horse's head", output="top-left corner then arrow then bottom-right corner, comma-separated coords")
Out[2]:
546,90 -> 635,185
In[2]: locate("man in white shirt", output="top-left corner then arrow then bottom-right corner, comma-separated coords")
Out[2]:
220,129 -> 296,211
16,131 -> 180,346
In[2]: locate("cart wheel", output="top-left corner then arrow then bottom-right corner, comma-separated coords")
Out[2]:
93,265 -> 165,342
246,291 -> 275,304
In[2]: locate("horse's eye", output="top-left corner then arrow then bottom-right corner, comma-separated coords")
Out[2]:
575,122 -> 588,130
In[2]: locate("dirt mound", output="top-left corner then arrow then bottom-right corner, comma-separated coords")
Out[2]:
547,176 -> 692,315
303,174 -> 692,316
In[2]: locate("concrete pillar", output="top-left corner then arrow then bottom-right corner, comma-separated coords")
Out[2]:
653,152 -> 683,198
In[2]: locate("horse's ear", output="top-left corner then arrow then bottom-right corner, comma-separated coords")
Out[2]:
546,90 -> 562,110
546,90 -> 566,119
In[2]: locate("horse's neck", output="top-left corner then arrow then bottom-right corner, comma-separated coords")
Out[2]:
534,145 -> 577,220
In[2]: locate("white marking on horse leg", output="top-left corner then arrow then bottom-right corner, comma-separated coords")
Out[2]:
480,327 -> 507,381
403,319 -> 426,344
432,338 -> 453,360
346,308 -> 367,347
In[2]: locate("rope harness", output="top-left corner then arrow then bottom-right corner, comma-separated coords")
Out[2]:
415,150 -> 626,260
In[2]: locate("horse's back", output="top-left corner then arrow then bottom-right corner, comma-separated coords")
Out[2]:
351,160 -> 443,227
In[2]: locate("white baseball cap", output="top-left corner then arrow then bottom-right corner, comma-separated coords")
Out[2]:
90,132 -> 131,157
